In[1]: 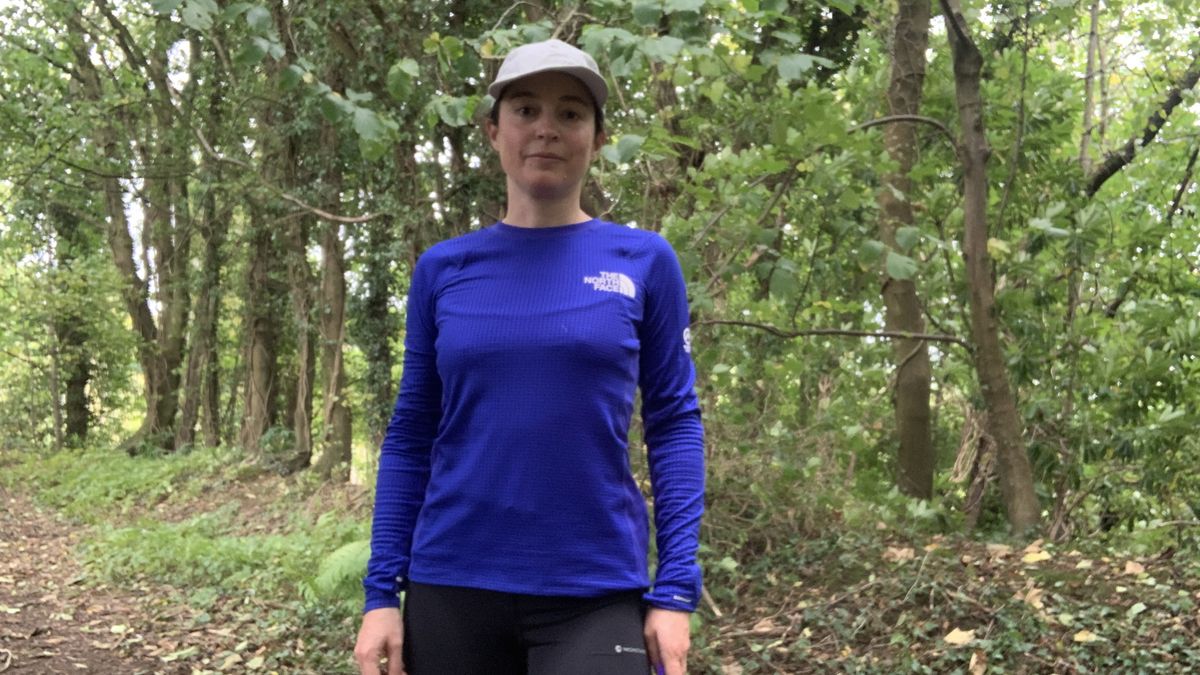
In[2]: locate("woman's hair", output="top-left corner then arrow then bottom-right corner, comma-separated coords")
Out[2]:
488,86 -> 606,136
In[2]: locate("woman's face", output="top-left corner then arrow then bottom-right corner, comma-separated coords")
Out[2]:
486,71 -> 606,204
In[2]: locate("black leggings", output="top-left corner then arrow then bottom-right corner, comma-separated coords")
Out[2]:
402,582 -> 653,675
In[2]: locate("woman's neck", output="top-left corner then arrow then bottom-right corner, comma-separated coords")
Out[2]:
501,190 -> 591,229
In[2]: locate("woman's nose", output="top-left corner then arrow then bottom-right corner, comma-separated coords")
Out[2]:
535,117 -> 559,140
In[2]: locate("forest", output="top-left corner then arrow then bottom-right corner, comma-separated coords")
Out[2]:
1,0 -> 1198,672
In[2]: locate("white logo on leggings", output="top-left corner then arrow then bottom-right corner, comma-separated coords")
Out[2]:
614,644 -> 647,654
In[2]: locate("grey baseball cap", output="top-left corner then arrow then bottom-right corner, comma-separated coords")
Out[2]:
487,39 -> 608,108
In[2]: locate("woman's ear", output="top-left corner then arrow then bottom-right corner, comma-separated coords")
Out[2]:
485,117 -> 500,150
591,130 -> 607,157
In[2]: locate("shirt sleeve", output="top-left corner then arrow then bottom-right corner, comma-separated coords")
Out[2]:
637,234 -> 706,613
363,252 -> 443,613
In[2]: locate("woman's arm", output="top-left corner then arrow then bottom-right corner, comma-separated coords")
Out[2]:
363,254 -> 444,612
637,234 -> 706,613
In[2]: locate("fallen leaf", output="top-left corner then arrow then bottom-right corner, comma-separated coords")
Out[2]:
1127,602 -> 1147,619
219,652 -> 243,670
0,605 -> 20,614
1075,560 -> 1093,569
985,543 -> 1012,557
1073,629 -> 1101,643
1022,550 -> 1052,564
109,624 -> 128,634
1124,560 -> 1145,575
883,547 -> 915,563
246,655 -> 265,669
944,627 -> 975,646
969,651 -> 986,675
752,617 -> 776,634
1023,587 -> 1045,609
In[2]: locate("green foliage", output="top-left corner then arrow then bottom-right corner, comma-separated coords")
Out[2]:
304,538 -> 371,602
85,508 -> 367,606
0,445 -> 236,523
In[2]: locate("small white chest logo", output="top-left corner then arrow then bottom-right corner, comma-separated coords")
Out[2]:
583,271 -> 636,299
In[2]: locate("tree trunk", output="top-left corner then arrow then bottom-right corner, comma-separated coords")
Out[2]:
1079,0 -> 1100,174
65,17 -> 175,452
177,72 -> 228,450
284,207 -> 317,473
312,123 -> 352,478
880,0 -> 934,499
941,0 -> 1040,533
238,216 -> 281,458
49,203 -> 91,446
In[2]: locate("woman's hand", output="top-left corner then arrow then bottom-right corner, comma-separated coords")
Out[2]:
644,607 -> 691,675
354,607 -> 406,675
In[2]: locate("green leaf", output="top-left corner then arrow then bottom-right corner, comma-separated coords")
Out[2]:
180,0 -> 218,31
1127,602 -> 1147,620
639,35 -> 685,62
604,134 -> 645,164
235,39 -> 267,67
895,226 -> 921,252
244,5 -> 272,31
886,251 -> 918,280
665,0 -> 705,12
858,239 -> 886,268
776,53 -> 835,81
632,0 -> 663,26
387,58 -> 421,100
151,0 -> 184,14
825,0 -> 857,14
279,64 -> 304,90
320,92 -> 353,122
428,96 -> 474,127
769,267 -> 798,299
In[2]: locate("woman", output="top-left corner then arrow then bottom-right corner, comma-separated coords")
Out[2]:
354,39 -> 705,675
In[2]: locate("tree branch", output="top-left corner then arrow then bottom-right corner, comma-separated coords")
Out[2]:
849,114 -> 957,149
1086,50 -> 1200,196
693,319 -> 973,352
1104,143 -> 1198,318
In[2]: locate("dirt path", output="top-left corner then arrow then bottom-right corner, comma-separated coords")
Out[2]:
0,486 -> 168,674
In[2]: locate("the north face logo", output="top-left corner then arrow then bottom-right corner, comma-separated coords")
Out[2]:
583,271 -> 636,299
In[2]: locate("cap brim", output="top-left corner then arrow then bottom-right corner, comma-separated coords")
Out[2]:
487,66 -> 608,109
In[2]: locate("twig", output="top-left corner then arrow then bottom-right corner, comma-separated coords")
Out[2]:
693,319 -> 973,352
192,128 -> 381,224
849,114 -> 957,149
702,584 -> 724,618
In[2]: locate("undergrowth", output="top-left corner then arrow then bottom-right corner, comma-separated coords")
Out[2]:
5,442 -> 1200,673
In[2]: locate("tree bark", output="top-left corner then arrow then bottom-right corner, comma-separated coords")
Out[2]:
65,15 -> 177,452
940,0 -> 1040,533
879,0 -> 934,499
1079,0 -> 1100,174
177,46 -> 228,450
238,214 -> 282,459
312,121 -> 352,478
49,203 -> 92,446
1085,50 -> 1200,197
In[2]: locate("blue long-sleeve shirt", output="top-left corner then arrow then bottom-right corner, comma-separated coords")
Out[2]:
363,218 -> 705,613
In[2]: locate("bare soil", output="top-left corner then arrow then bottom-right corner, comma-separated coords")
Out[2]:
0,485 -> 170,674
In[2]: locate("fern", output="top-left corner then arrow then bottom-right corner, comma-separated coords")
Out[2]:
308,538 -> 370,599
